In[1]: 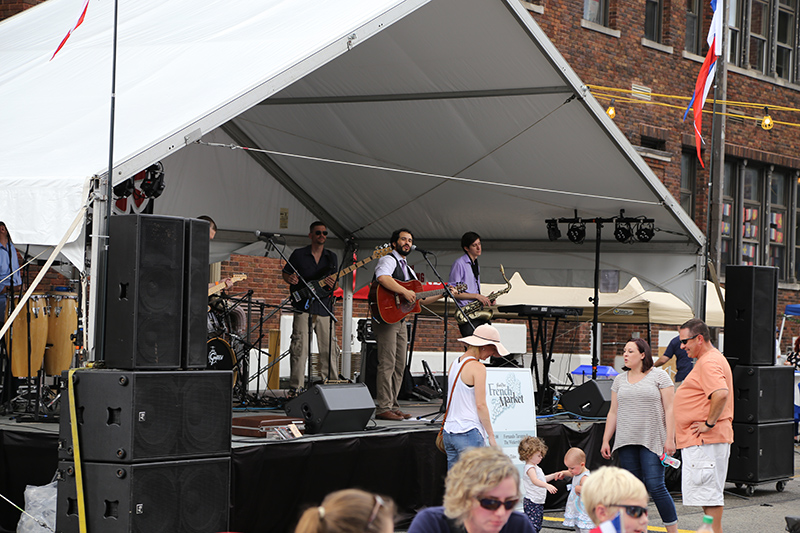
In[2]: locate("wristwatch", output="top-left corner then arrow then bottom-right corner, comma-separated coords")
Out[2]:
704,420 -> 715,428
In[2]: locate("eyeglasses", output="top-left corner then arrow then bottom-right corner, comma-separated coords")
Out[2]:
610,504 -> 648,518
679,334 -> 699,345
366,494 -> 385,528
314,230 -> 328,236
477,497 -> 519,511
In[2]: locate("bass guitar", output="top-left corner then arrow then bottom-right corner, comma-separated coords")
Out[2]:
291,244 -> 391,310
208,274 -> 247,297
369,280 -> 466,324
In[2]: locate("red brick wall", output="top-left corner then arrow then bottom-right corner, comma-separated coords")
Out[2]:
0,0 -> 43,20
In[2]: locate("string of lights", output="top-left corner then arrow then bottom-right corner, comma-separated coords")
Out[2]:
586,84 -> 800,130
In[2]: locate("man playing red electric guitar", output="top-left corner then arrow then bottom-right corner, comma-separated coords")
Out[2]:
372,228 -> 445,421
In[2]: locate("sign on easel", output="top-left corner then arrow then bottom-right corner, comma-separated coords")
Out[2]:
486,368 -> 537,456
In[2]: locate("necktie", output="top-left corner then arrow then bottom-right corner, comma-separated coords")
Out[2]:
400,259 -> 407,279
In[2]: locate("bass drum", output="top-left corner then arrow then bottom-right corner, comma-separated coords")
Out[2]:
207,337 -> 238,385
5,293 -> 49,377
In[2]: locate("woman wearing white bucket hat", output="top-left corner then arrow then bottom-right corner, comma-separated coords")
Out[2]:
442,324 -> 510,469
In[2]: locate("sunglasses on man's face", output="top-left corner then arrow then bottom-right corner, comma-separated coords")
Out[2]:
611,504 -> 648,518
477,497 -> 519,511
679,333 -> 699,345
314,230 -> 328,236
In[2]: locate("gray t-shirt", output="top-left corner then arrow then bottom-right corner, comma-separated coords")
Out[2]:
611,368 -> 673,456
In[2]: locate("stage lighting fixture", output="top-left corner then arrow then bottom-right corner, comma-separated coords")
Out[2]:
546,219 -> 561,241
614,218 -> 633,243
635,219 -> 655,242
141,162 -> 166,199
112,178 -> 134,199
567,221 -> 586,244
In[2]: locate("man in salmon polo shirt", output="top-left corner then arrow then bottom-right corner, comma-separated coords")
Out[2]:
673,318 -> 733,533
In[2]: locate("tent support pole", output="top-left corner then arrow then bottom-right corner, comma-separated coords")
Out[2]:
590,221 -> 602,380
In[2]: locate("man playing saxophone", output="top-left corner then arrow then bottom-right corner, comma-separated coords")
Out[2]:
449,232 -> 493,337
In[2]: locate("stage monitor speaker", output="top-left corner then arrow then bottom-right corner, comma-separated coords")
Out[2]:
727,421 -> 794,483
183,218 -> 210,369
560,379 -> 613,417
723,265 -> 778,366
104,214 -> 185,369
59,370 -> 232,463
733,365 -> 795,423
56,457 -> 230,533
284,383 -> 375,434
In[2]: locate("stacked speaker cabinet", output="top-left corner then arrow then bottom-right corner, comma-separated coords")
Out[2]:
724,266 -> 793,490
57,214 -> 231,533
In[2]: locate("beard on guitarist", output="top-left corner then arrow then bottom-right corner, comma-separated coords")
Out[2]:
449,231 -> 492,337
371,228 -> 446,421
282,221 -> 341,395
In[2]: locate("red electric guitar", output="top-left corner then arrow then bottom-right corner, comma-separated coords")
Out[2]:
369,280 -> 466,324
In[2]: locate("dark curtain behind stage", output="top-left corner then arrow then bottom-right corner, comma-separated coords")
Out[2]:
0,430 -> 59,532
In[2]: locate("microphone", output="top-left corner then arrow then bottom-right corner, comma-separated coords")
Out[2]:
410,245 -> 431,254
254,230 -> 279,241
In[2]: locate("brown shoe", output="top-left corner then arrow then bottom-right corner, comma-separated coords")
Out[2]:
393,410 -> 412,419
376,411 -> 404,421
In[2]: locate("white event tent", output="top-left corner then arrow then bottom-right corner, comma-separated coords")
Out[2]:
0,0 -> 707,359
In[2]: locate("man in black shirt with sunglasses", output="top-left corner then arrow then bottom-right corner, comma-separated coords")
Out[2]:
282,221 -> 340,394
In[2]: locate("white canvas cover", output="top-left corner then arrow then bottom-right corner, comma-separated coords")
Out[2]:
0,0 -> 707,316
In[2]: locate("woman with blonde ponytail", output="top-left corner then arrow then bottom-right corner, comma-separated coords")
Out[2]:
294,489 -> 395,533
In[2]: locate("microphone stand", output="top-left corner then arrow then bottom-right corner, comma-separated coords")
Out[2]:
267,236 -> 337,391
415,250 -> 474,422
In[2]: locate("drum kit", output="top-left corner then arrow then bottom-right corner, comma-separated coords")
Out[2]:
2,289 -> 80,416
206,295 -> 248,389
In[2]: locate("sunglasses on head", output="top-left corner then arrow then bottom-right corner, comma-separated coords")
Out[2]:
314,230 -> 328,236
679,333 -> 699,345
611,504 -> 648,518
477,497 -> 519,511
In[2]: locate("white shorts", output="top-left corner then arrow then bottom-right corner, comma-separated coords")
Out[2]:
681,443 -> 731,507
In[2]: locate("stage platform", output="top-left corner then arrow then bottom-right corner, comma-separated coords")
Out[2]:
0,394 -> 611,532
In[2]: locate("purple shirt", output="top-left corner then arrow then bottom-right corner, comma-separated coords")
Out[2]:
448,253 -> 479,307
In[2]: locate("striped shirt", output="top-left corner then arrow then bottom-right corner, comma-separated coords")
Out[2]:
611,368 -> 673,456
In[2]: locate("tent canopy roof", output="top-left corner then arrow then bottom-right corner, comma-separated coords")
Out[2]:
0,0 -> 705,310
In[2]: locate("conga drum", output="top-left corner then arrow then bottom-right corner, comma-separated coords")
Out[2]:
45,291 -> 78,375
5,293 -> 49,377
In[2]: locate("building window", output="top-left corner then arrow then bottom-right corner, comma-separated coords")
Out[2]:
722,159 -> 795,281
585,0 -> 609,26
686,0 -> 703,53
681,152 -> 697,218
776,0 -> 796,80
721,161 -> 736,275
730,0 -> 800,80
645,0 -> 663,42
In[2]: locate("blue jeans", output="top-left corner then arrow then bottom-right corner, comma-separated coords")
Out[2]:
443,428 -> 485,470
617,445 -> 678,526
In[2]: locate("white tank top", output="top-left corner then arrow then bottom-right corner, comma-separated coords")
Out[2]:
443,355 -> 487,439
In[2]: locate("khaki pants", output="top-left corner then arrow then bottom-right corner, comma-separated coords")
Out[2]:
289,311 -> 340,389
373,320 -> 407,414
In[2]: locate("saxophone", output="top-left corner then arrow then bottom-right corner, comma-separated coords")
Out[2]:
455,265 -> 512,325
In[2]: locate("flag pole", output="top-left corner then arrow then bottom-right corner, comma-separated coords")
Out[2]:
705,0 -> 727,322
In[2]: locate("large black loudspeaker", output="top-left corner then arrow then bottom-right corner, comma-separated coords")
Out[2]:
104,215 -> 185,369
183,218 -> 210,369
285,383 -> 375,434
560,379 -> 613,417
732,365 -> 795,423
724,265 -> 778,366
56,457 -> 230,533
727,421 -> 794,483
59,370 -> 232,462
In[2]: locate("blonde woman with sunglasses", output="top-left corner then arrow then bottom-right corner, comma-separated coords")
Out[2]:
408,447 -> 535,533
